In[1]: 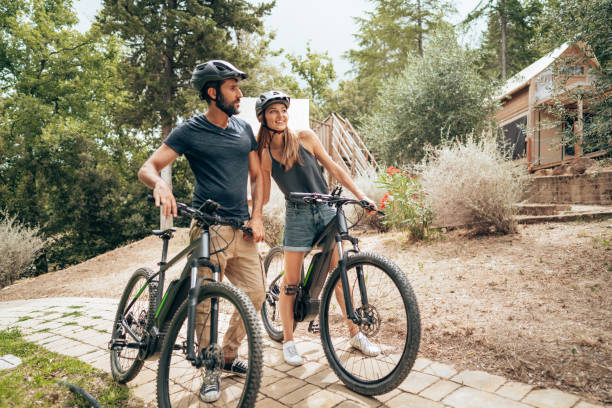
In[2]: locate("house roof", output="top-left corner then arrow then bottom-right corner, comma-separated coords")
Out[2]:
498,41 -> 571,99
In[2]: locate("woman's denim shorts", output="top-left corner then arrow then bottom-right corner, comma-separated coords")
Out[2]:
283,200 -> 336,252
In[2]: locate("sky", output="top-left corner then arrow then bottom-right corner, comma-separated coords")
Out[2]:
74,0 -> 485,84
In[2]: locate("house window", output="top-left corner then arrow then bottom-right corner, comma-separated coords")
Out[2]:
499,116 -> 527,159
559,65 -> 585,76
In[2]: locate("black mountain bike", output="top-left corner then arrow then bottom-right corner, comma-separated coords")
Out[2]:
108,198 -> 263,407
261,188 -> 421,396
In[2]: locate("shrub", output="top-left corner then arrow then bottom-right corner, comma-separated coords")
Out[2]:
360,30 -> 498,163
0,210 -> 45,288
262,183 -> 285,248
420,133 -> 529,234
377,166 -> 433,240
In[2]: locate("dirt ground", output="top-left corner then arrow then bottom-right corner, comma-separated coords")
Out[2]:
1,220 -> 610,404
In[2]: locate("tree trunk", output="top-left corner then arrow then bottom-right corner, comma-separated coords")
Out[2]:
499,0 -> 507,80
417,0 -> 423,56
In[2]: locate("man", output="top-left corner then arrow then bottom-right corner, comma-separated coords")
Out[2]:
137,60 -> 265,402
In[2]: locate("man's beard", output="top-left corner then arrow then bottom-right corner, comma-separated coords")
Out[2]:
216,91 -> 239,117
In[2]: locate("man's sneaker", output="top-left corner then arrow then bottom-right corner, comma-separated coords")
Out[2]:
349,332 -> 381,356
283,340 -> 303,366
199,371 -> 220,403
223,357 -> 248,378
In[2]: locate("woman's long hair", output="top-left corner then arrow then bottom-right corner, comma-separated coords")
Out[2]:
256,123 -> 303,171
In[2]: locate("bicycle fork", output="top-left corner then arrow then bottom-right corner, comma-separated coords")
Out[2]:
186,229 -> 220,364
335,213 -> 368,325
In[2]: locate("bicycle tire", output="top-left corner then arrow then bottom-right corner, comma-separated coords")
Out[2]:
157,282 -> 263,408
110,267 -> 157,383
319,252 -> 420,395
261,246 -> 285,342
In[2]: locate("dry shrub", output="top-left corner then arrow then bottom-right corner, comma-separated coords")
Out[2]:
0,210 -> 44,288
262,183 -> 285,248
420,134 -> 529,234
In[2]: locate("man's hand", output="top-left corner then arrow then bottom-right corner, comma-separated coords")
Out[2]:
246,216 -> 265,243
153,180 -> 178,218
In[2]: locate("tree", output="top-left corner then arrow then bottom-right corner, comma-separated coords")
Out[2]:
360,30 -> 498,164
342,0 -> 452,123
465,0 -> 545,80
98,0 -> 274,226
0,0 -> 157,269
286,42 -> 336,119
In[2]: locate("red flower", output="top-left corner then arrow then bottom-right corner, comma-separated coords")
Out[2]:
413,194 -> 418,199
380,192 -> 390,210
386,166 -> 402,175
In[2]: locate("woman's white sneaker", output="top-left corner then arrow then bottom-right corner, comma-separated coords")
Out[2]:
283,340 -> 303,366
349,332 -> 381,356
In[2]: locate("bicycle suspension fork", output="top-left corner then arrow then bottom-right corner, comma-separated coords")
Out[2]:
186,229 -> 220,362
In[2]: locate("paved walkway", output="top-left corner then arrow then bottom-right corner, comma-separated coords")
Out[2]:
0,297 -> 605,408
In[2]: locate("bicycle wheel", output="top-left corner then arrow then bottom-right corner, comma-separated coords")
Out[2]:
319,252 -> 420,395
110,267 -> 157,383
261,246 -> 285,342
157,282 -> 263,408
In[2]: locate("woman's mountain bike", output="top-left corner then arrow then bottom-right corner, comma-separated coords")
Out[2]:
261,187 -> 421,396
108,198 -> 263,407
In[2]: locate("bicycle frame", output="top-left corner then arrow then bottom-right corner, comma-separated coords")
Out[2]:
114,223 -> 223,363
294,203 -> 365,325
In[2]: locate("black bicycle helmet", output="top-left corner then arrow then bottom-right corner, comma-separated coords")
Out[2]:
255,90 -> 291,118
190,60 -> 247,92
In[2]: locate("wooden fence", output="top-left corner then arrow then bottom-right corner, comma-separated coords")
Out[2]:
310,113 -> 379,186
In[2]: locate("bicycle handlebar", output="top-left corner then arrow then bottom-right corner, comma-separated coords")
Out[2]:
289,192 -> 385,216
147,195 -> 252,236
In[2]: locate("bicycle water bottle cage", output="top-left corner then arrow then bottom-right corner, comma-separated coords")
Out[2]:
284,284 -> 299,296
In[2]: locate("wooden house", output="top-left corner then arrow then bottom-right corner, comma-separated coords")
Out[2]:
496,42 -> 602,171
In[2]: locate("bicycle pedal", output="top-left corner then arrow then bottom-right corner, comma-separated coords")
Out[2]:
307,321 -> 320,334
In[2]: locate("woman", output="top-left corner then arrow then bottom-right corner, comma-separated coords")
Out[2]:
256,90 -> 381,365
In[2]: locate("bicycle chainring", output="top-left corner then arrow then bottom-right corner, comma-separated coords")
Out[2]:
355,304 -> 380,336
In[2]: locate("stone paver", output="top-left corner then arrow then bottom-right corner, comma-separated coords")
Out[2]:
399,371 -> 439,393
496,381 -> 533,401
278,383 -> 320,405
0,354 -> 22,370
451,369 -> 507,392
419,379 -> 461,401
522,389 -> 580,408
260,376 -> 306,400
293,389 -> 345,408
0,297 -> 605,408
423,361 -> 458,379
387,392 -> 446,408
326,383 -> 380,408
443,386 -> 531,408
574,401 -> 606,408
286,360 -> 326,379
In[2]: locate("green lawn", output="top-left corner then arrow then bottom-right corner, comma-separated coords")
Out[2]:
0,328 -> 151,407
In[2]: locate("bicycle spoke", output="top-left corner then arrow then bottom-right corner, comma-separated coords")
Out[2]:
159,283 -> 262,407
320,254 -> 420,395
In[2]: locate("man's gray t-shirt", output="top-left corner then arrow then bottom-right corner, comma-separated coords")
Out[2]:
164,115 -> 257,221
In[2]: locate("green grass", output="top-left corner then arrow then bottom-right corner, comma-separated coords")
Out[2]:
0,328 -> 150,407
60,311 -> 84,319
16,316 -> 31,322
68,306 -> 84,309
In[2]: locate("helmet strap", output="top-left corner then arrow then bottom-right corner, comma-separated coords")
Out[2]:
262,117 -> 284,136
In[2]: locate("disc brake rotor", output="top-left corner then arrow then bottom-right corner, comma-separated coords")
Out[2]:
355,304 -> 381,336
